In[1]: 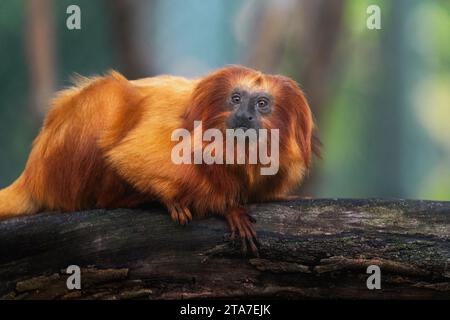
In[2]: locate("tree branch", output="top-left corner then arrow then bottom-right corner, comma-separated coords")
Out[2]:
1,199 -> 450,299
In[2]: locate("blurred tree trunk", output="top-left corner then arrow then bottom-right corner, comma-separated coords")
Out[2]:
107,0 -> 152,79
242,0 -> 294,73
244,0 -> 345,196
244,0 -> 344,110
25,0 -> 56,124
295,0 -> 345,196
367,0 -> 409,197
298,0 -> 345,114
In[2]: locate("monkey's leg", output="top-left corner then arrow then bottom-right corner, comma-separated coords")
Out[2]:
225,207 -> 259,256
0,176 -> 39,219
166,202 -> 192,225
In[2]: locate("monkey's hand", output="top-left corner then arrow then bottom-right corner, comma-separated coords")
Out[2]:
225,207 -> 259,256
166,202 -> 192,225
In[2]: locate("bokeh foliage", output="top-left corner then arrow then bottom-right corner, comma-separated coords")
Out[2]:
0,0 -> 449,200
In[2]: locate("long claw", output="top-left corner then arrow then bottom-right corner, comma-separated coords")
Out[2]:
184,207 -> 193,221
247,238 -> 259,257
166,203 -> 192,226
225,208 -> 259,256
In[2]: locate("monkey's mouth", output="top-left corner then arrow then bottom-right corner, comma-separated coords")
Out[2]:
227,122 -> 258,132
226,116 -> 259,132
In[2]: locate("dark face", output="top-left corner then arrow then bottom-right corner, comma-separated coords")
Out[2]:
225,88 -> 272,131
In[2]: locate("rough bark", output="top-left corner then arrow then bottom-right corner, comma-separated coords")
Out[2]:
1,199 -> 450,300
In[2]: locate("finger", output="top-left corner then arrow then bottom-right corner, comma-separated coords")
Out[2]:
237,219 -> 247,240
240,218 -> 260,250
176,207 -> 186,225
177,204 -> 190,225
184,207 -> 193,221
241,216 -> 258,240
247,237 -> 259,257
168,205 -> 179,223
227,221 -> 237,241
226,215 -> 236,233
236,220 -> 253,256
245,224 -> 258,242
246,226 -> 260,249
248,223 -> 258,241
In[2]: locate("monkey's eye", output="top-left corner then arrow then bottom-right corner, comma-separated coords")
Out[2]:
257,99 -> 269,110
231,94 -> 241,104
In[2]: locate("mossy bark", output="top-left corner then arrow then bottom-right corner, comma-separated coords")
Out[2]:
1,199 -> 450,299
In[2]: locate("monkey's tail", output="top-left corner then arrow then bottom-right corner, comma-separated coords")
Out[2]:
0,175 -> 39,219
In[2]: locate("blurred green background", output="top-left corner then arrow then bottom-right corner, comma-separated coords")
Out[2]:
0,0 -> 449,200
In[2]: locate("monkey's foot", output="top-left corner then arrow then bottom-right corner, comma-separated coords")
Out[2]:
166,203 -> 192,225
225,207 -> 259,256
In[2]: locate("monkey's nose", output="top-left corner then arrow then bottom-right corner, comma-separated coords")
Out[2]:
227,112 -> 257,130
236,111 -> 254,122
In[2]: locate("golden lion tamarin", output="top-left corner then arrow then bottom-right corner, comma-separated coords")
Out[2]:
0,65 -> 318,254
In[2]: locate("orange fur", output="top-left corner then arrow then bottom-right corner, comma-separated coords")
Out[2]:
0,66 -> 318,227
